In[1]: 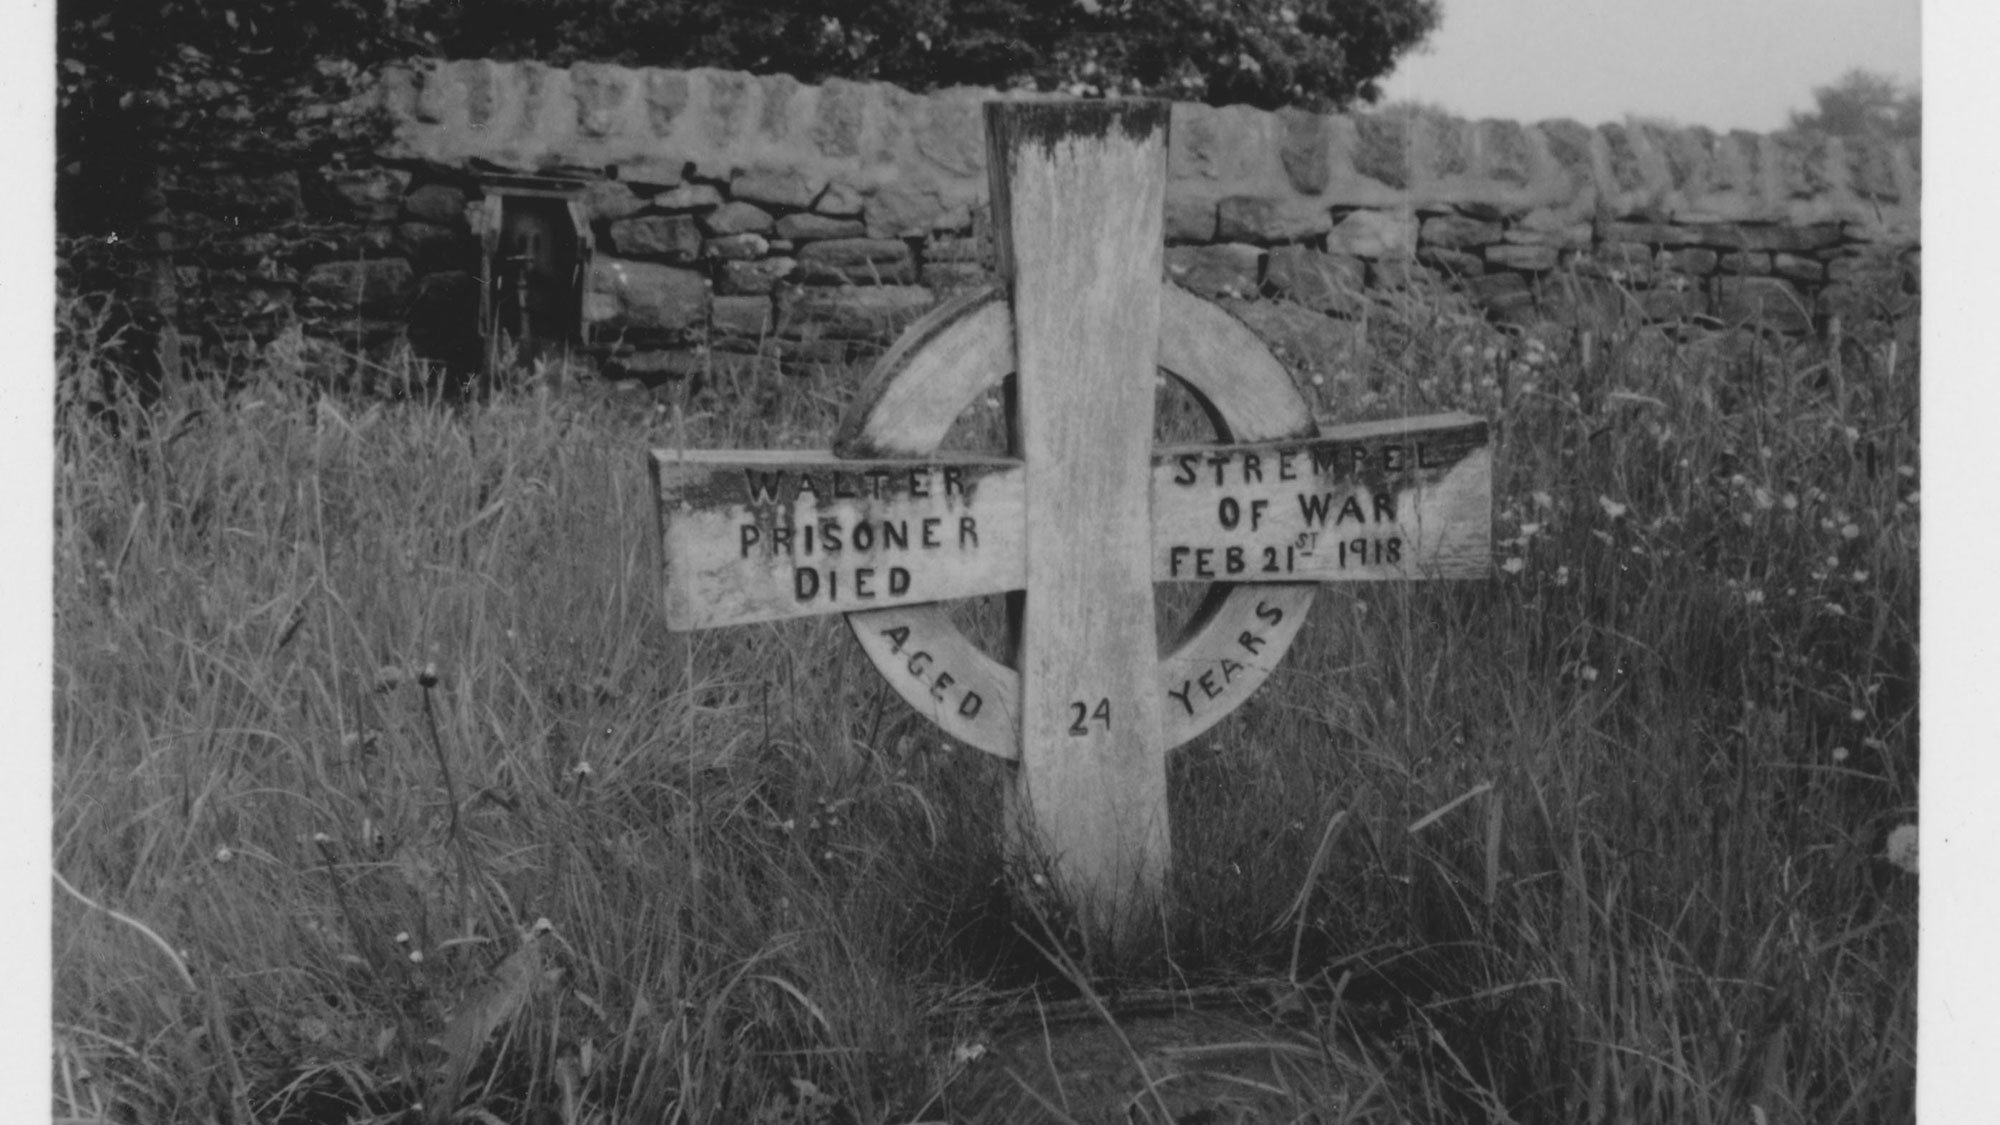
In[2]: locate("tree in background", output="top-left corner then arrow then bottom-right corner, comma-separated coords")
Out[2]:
402,0 -> 1439,110
1788,68 -> 1920,142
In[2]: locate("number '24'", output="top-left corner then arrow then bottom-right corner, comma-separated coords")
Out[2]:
1068,698 -> 1111,735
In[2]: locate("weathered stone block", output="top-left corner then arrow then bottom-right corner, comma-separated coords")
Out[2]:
795,238 -> 917,285
777,285 -> 933,341
917,93 -> 986,176
776,213 -> 868,242
320,168 -> 412,223
1502,221 -> 1592,250
701,202 -> 775,236
732,169 -> 820,210
703,233 -> 769,261
403,184 -> 468,228
1708,222 -> 1845,253
1773,252 -> 1825,283
1263,245 -> 1364,314
1165,194 -> 1218,243
865,183 -> 948,239
617,158 -> 685,190
1216,196 -> 1332,244
1671,248 -> 1720,275
1417,247 -> 1484,277
610,215 -> 703,263
573,63 -> 631,137
1536,120 -> 1594,175
1165,244 -> 1262,300
650,184 -> 725,212
813,78 -> 869,158
1279,108 -> 1333,194
1714,276 -> 1812,333
1478,120 -> 1533,186
712,295 -> 774,338
1420,215 -> 1503,250
645,70 -> 690,135
1486,244 -> 1558,272
584,257 -> 708,335
1603,220 -> 1703,247
1352,116 -> 1410,188
1326,209 -> 1417,258
719,257 -> 797,295
1718,251 -> 1772,275
584,180 -> 646,223
305,258 -> 417,313
814,181 -> 866,217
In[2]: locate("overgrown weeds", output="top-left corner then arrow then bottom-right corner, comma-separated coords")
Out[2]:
53,278 -> 1916,1123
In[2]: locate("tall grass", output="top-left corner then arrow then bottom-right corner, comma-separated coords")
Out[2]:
53,279 -> 1917,1123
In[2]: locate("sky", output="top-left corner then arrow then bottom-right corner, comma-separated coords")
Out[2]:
1378,0 -> 1921,131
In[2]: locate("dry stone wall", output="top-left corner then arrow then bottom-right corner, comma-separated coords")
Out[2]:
157,59 -> 1921,383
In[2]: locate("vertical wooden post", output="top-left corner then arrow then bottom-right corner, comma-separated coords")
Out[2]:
987,102 -> 1173,955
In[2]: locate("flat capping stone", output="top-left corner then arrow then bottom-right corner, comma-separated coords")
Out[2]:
474,171 -> 594,197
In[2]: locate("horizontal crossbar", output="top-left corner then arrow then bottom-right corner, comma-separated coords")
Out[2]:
650,412 -> 1490,630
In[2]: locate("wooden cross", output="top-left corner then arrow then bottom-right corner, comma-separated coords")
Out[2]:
650,102 -> 1491,957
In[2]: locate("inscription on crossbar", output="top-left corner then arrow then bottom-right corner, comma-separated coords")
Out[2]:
653,415 -> 1488,630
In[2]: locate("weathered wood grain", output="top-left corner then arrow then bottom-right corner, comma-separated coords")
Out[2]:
991,100 -> 1174,947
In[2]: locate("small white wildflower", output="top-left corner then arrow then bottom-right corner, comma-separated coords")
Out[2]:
1883,824 -> 1918,875
1532,490 -> 1554,509
1850,708 -> 1867,722
1553,565 -> 1571,587
573,761 -> 594,777
1730,474 -> 1748,488
952,1042 -> 988,1066
1310,373 -> 1325,386
1753,487 -> 1774,510
1896,464 -> 1915,478
1743,589 -> 1765,606
1580,666 -> 1600,683
214,847 -> 234,863
1598,496 -> 1627,519
394,931 -> 410,944
1841,523 -> 1860,540
313,832 -> 332,845
1782,492 -> 1799,511
1851,569 -> 1870,583
1501,557 -> 1526,575
408,950 -> 424,964
1831,746 -> 1850,762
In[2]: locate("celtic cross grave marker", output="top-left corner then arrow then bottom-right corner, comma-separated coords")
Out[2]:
650,102 -> 1491,956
